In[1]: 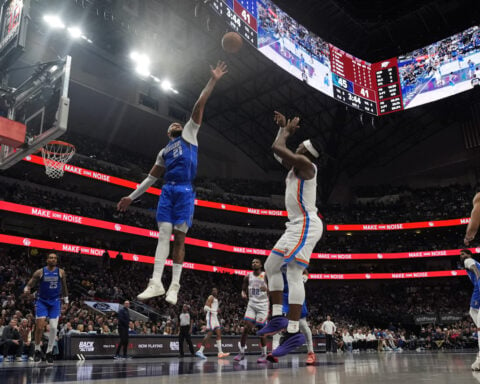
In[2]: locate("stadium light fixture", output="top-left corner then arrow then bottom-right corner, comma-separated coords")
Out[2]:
161,79 -> 172,90
67,27 -> 82,39
43,15 -> 65,29
135,65 -> 151,77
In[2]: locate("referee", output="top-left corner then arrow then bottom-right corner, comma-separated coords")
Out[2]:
114,300 -> 131,359
178,304 -> 195,357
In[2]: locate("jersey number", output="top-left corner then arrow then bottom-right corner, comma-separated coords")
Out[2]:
173,147 -> 183,158
250,288 -> 260,296
49,282 -> 58,289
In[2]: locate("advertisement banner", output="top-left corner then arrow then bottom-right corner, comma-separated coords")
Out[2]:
66,335 -> 326,359
414,314 -> 438,324
83,301 -> 120,313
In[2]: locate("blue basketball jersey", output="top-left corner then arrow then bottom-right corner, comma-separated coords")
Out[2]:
467,261 -> 480,309
162,137 -> 198,183
38,267 -> 61,301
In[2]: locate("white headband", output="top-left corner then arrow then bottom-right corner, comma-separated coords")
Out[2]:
303,140 -> 320,158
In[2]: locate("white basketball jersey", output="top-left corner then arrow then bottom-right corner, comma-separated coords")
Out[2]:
210,297 -> 219,314
285,165 -> 318,221
248,272 -> 269,305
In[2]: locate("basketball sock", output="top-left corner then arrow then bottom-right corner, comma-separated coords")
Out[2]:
239,344 -> 245,354
199,345 -> 205,353
216,340 -> 223,353
272,333 -> 281,350
171,263 -> 183,286
272,304 -> 283,317
152,222 -> 173,282
287,320 -> 299,334
299,318 -> 313,353
35,344 -> 41,351
261,346 -> 267,355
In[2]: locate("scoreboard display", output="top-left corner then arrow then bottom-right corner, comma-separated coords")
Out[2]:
372,58 -> 404,115
209,1 -> 480,117
210,0 -> 257,47
330,44 -> 377,115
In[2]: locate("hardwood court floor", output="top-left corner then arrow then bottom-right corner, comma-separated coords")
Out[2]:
1,351 -> 479,384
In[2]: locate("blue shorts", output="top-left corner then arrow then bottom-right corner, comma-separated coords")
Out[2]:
282,293 -> 308,319
156,183 -> 195,227
36,298 -> 61,319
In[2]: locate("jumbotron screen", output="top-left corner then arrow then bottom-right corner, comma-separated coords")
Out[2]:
209,1 -> 480,116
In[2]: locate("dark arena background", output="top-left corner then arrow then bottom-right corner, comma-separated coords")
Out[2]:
1,0 -> 480,383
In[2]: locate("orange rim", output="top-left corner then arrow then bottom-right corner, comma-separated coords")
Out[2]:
40,140 -> 76,156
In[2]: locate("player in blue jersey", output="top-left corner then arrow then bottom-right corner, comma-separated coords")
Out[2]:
269,268 -> 315,364
24,252 -> 68,364
117,61 -> 228,305
461,249 -> 480,370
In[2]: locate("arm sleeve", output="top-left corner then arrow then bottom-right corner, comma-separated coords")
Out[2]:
128,174 -> 158,200
273,128 -> 283,164
155,149 -> 165,167
465,258 -> 477,270
182,119 -> 200,146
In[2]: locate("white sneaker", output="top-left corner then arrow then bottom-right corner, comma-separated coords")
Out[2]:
165,283 -> 180,305
137,279 -> 165,300
472,356 -> 480,371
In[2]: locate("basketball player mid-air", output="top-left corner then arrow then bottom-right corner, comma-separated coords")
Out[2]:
257,111 -> 324,360
117,61 -> 228,305
234,258 -> 269,363
460,249 -> 480,370
24,252 -> 69,364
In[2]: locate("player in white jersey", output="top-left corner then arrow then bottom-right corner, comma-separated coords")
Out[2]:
258,111 -> 324,361
234,259 -> 269,362
195,288 -> 230,359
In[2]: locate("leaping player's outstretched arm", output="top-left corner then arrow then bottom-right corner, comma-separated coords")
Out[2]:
271,113 -> 314,177
465,192 -> 480,245
190,61 -> 228,125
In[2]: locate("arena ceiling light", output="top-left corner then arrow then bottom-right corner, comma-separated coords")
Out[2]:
43,15 -> 65,29
135,65 -> 151,77
161,79 -> 172,90
67,27 -> 82,39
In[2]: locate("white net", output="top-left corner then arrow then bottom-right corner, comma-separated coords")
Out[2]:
40,141 -> 76,178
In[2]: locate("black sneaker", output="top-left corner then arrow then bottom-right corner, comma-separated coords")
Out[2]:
46,353 -> 54,365
34,350 -> 42,363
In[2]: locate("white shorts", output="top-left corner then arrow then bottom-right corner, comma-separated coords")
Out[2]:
271,216 -> 323,267
206,312 -> 220,331
244,302 -> 269,326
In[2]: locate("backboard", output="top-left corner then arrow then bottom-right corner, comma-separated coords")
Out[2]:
0,55 -> 71,170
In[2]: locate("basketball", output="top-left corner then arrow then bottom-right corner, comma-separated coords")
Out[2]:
221,32 -> 243,53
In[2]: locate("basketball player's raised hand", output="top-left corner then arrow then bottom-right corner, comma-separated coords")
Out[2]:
210,61 -> 228,81
117,196 -> 133,212
274,111 -> 287,128
285,117 -> 300,135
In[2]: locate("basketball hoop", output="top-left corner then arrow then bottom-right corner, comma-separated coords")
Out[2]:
40,140 -> 76,178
